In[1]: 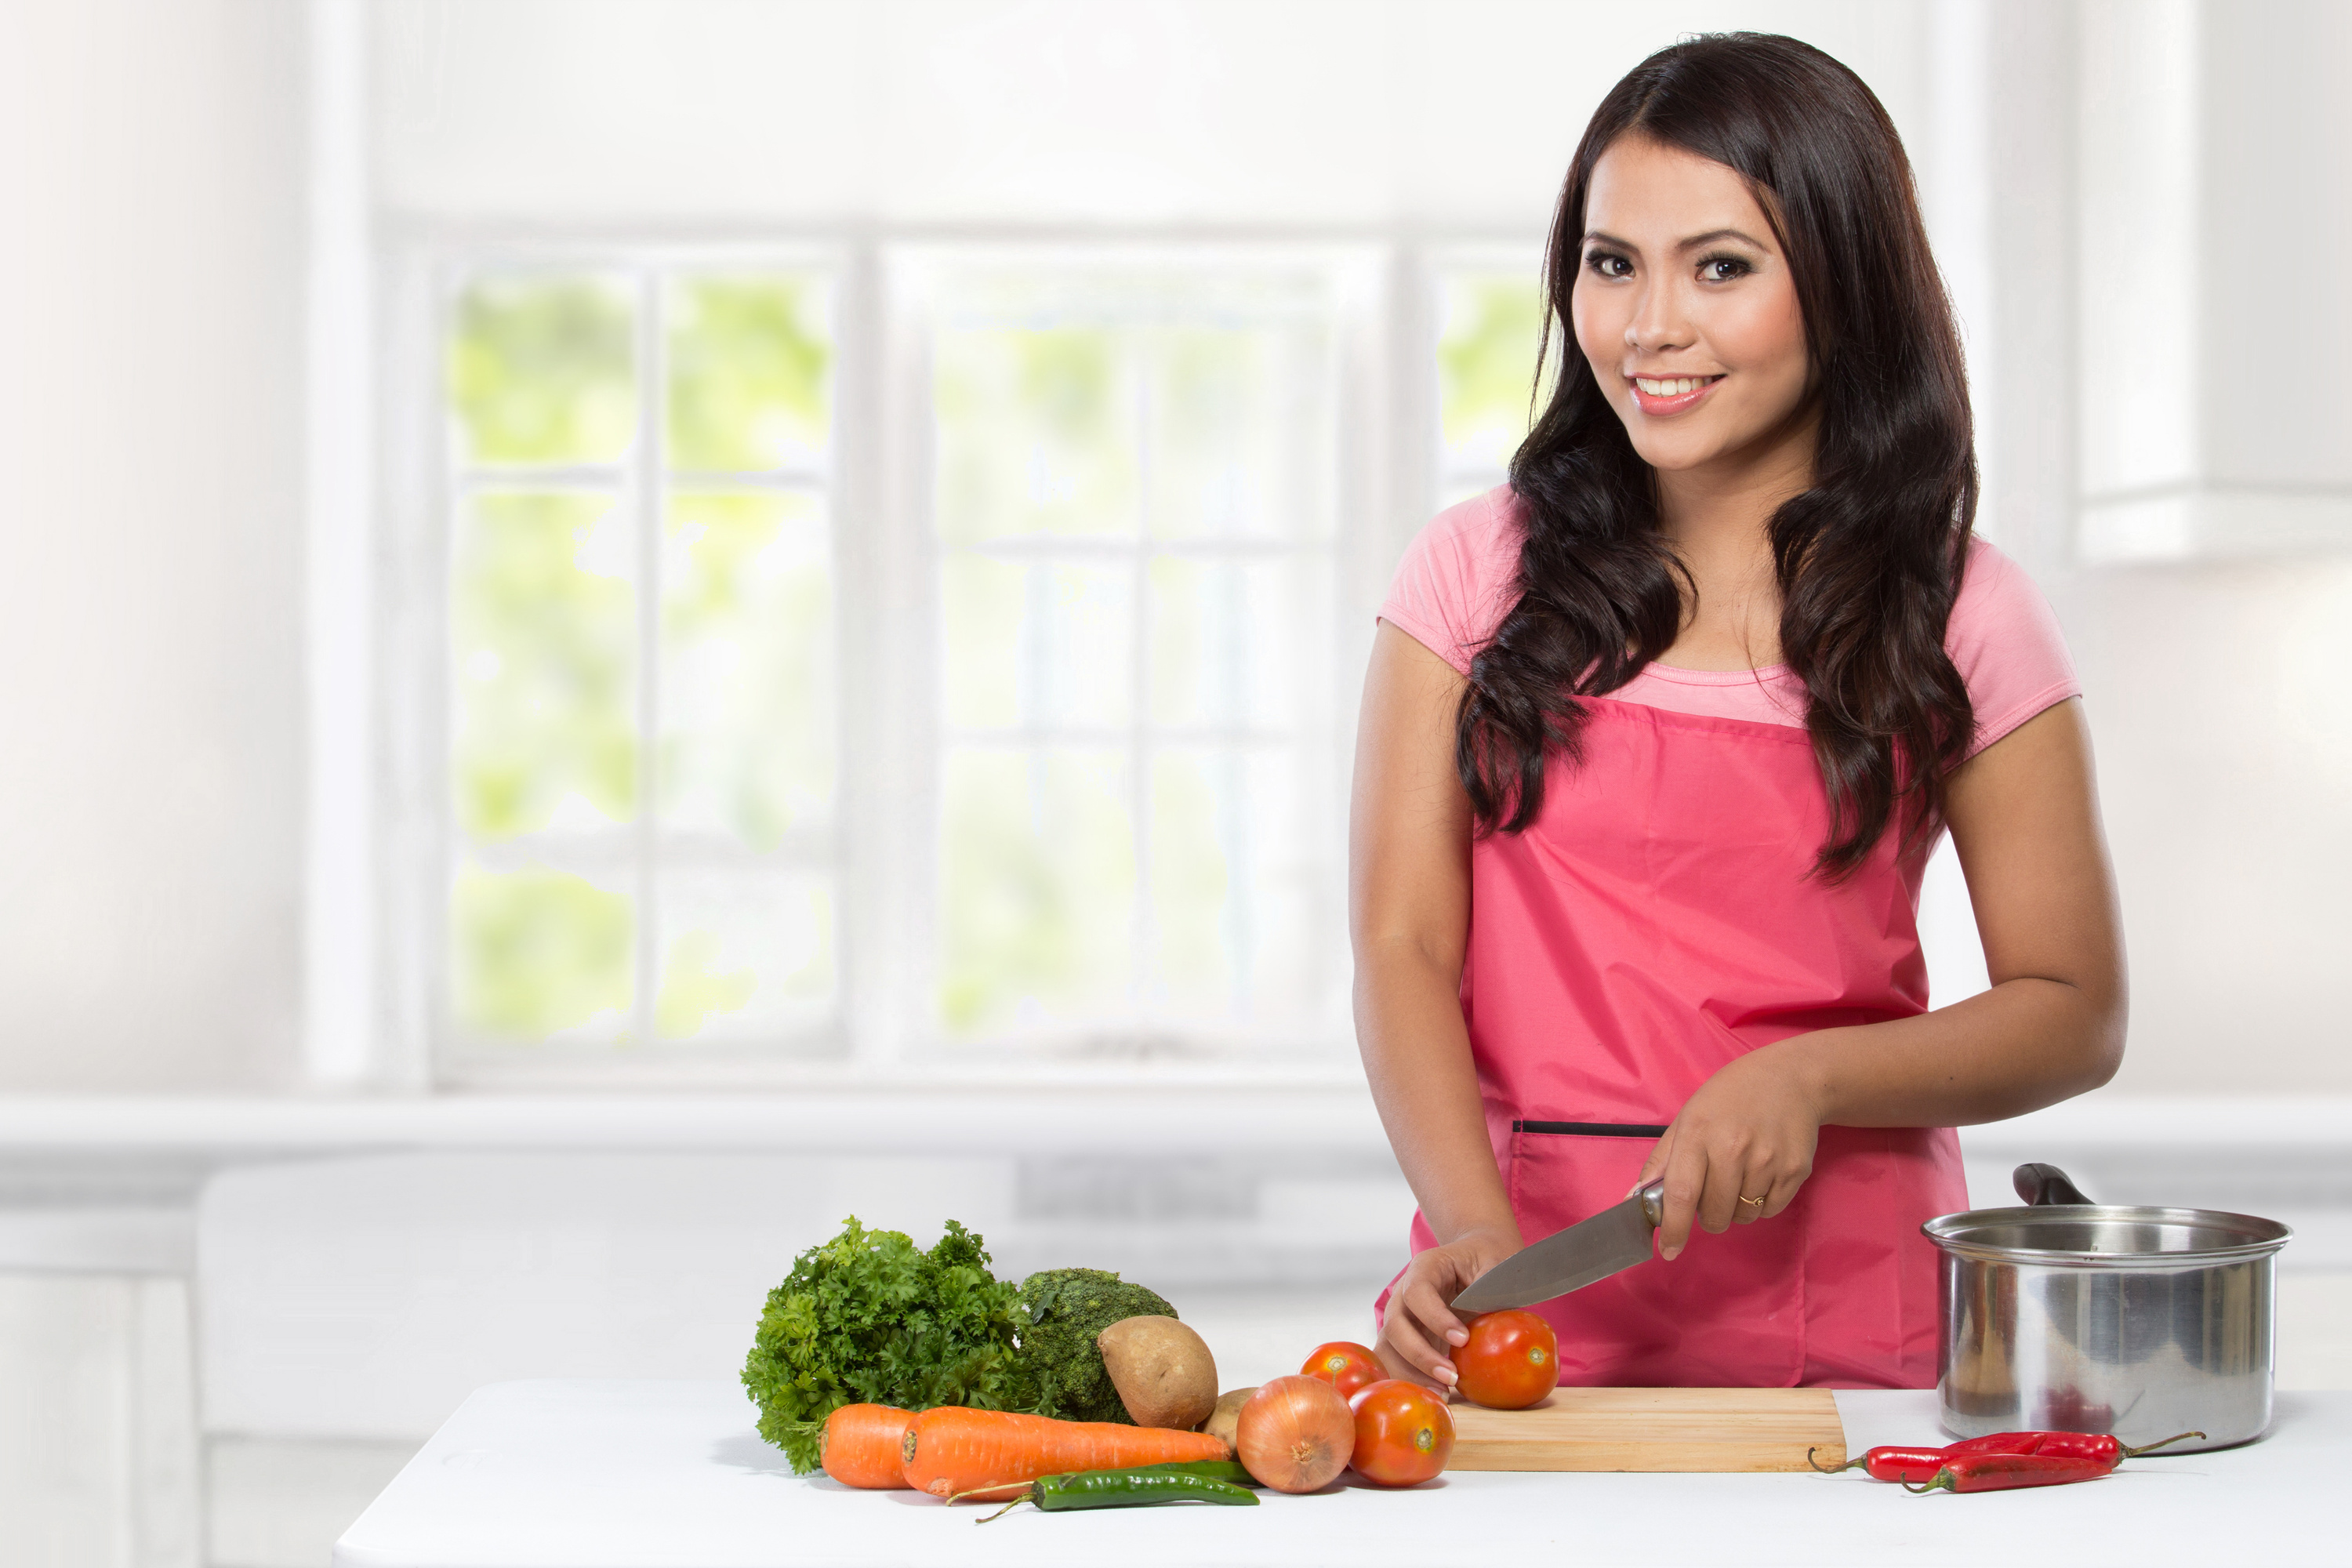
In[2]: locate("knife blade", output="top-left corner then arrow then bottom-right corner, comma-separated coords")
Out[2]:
1449,1180 -> 1667,1312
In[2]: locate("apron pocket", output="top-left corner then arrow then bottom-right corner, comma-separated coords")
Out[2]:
1507,1123 -> 1806,1388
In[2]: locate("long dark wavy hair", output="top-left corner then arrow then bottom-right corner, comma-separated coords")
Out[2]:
1460,32 -> 1976,878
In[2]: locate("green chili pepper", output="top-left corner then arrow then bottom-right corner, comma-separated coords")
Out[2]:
974,1466 -> 1261,1522
1129,1459 -> 1263,1488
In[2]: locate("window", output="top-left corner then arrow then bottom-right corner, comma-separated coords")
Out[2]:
393,238 -> 1526,1082
906,254 -> 1369,1054
435,259 -> 841,1070
1432,255 -> 1548,506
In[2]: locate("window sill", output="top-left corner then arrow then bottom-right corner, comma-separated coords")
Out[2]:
0,1080 -> 1392,1163
6,1089 -> 2350,1162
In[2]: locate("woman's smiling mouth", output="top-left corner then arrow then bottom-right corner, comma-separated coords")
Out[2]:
1628,373 -> 1725,416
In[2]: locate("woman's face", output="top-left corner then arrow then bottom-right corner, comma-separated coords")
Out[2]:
1570,134 -> 1813,477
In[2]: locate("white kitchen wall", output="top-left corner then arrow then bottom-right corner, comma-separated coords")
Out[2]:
2052,0 -> 2352,1091
371,0 -> 1924,230
0,0 -> 307,1092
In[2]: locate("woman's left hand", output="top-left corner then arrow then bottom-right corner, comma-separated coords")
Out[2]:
1632,1040 -> 1826,1260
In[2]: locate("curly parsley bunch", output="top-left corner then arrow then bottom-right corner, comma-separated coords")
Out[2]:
742,1217 -> 1033,1474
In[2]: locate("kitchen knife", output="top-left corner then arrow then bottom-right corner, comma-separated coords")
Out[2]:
1449,1179 -> 1668,1312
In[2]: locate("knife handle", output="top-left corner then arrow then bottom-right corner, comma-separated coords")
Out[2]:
1637,1178 -> 1667,1229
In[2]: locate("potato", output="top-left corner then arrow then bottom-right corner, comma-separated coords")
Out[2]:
1201,1385 -> 1258,1451
1096,1316 -> 1219,1431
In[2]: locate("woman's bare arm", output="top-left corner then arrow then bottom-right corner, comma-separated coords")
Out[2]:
1351,621 -> 1520,1387
1635,697 -> 2128,1256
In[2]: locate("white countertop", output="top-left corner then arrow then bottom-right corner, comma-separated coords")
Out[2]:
335,1380 -> 2343,1568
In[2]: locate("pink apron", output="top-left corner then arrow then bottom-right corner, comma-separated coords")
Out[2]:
1377,696 -> 1966,1388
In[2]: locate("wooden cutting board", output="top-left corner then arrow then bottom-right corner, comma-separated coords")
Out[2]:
1446,1386 -> 1846,1472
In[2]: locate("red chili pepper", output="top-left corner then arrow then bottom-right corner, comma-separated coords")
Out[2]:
1942,1429 -> 2202,1465
1809,1429 -> 2201,1485
1808,1446 -> 1951,1483
1906,1452 -> 2114,1494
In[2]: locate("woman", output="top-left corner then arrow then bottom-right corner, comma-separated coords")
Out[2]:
1355,33 -> 2124,1392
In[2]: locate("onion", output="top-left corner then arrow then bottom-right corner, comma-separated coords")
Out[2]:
1235,1374 -> 1355,1493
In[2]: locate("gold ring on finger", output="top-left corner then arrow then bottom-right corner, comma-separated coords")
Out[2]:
1737,1193 -> 1766,1208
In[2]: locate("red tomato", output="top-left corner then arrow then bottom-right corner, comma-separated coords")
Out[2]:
1348,1379 -> 1455,1486
1454,1308 -> 1559,1410
1300,1341 -> 1384,1399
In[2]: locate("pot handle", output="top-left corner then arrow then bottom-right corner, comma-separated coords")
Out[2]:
2013,1163 -> 2096,1207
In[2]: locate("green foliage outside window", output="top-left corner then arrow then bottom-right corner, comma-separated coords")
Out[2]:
449,277 -> 636,464
1149,750 -> 1236,1011
452,492 -> 638,842
445,268 -> 838,1050
935,327 -> 1136,543
452,862 -> 634,1041
655,928 -> 760,1040
668,276 -> 831,470
937,750 -> 1137,1035
1438,273 -> 1548,471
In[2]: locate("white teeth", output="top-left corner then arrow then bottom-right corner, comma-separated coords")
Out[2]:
1635,376 -> 1711,397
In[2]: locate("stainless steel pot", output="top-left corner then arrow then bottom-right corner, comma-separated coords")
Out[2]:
1922,1162 -> 2291,1452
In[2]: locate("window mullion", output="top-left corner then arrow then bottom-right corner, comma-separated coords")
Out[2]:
633,267 -> 665,1048
419,256 -> 462,1087
856,240 -> 920,1073
1131,332 -> 1156,1029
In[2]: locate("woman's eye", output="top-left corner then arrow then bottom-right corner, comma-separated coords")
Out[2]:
1699,256 -> 1753,282
1584,252 -> 1633,279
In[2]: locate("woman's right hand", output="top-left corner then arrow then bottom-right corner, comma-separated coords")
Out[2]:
1373,1224 -> 1524,1390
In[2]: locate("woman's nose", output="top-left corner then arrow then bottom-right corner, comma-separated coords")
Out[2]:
1624,283 -> 1692,353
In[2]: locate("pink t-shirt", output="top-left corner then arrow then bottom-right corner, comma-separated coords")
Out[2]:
1379,486 -> 2080,757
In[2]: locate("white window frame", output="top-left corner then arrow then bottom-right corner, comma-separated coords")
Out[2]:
343,225 -> 1542,1090
378,239 -> 865,1090
303,0 -> 375,1087
877,243 -> 1385,1076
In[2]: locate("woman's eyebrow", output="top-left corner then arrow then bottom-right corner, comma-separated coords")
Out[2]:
1580,227 -> 1770,254
1676,227 -> 1768,252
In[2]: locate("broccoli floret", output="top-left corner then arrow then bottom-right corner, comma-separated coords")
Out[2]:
1015,1268 -> 1178,1424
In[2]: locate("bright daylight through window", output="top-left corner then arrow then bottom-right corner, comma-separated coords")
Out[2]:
922,260 -> 1354,1051
444,266 -> 839,1059
419,246 -> 1518,1076
1434,261 -> 1546,506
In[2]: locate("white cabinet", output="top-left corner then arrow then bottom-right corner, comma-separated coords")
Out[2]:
2076,0 -> 2352,561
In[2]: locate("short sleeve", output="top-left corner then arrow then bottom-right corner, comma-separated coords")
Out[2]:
1948,539 -> 2082,757
1377,487 -> 1525,674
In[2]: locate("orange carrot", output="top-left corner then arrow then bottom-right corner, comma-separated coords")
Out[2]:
821,1404 -> 916,1489
899,1408 -> 1230,1500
